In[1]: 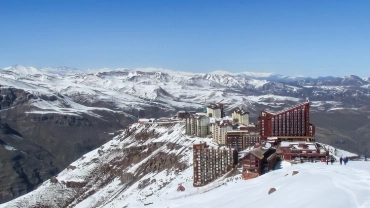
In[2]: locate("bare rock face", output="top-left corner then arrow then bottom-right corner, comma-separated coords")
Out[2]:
268,188 -> 276,195
50,177 -> 58,184
67,165 -> 77,170
65,181 -> 87,188
292,171 -> 299,176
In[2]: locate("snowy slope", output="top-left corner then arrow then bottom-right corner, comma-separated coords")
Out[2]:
151,162 -> 370,208
1,122 -> 368,208
0,122 -> 219,208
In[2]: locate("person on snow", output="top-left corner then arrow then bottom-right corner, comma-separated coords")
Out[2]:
339,157 -> 343,165
330,157 -> 334,165
344,157 -> 348,165
326,156 -> 329,165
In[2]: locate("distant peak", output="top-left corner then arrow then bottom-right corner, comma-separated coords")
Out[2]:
3,64 -> 39,75
208,70 -> 232,75
207,70 -> 277,79
1,65 -> 81,75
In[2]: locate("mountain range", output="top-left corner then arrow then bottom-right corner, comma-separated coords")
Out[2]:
0,64 -> 370,203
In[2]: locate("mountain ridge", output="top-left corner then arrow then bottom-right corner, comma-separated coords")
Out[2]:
4,64 -> 369,81
0,64 -> 370,204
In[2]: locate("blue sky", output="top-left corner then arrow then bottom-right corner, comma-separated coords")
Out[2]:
0,0 -> 369,77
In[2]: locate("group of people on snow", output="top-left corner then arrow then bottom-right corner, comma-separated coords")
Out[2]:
339,156 -> 349,165
325,156 -> 349,165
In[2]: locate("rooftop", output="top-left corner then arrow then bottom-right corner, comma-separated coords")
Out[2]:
280,141 -> 318,151
233,108 -> 250,115
207,104 -> 222,109
247,147 -> 268,159
262,102 -> 310,116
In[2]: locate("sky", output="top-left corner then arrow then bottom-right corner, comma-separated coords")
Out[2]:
0,0 -> 370,77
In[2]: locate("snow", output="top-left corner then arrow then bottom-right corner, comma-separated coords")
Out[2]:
281,141 -> 315,148
150,162 -> 370,208
278,161 -> 292,169
246,95 -> 301,103
247,79 -> 269,88
327,107 -> 359,112
1,121 -> 369,208
208,70 -> 276,79
264,143 -> 272,148
3,145 -> 17,151
3,65 -> 40,75
321,144 -> 358,159
0,65 -> 359,117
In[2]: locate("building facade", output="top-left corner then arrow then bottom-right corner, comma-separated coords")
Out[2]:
226,130 -> 260,151
211,120 -> 233,145
185,113 -> 210,137
177,111 -> 196,119
241,147 -> 277,180
258,102 -> 315,142
206,103 -> 225,118
193,143 -> 234,187
277,142 -> 328,160
232,108 -> 250,126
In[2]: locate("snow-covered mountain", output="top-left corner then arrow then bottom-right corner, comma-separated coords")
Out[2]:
1,64 -> 369,115
1,122 -> 367,208
1,64 -> 370,204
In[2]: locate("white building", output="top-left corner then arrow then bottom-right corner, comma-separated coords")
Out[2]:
212,120 -> 233,145
185,113 -> 210,137
206,104 -> 222,118
232,108 -> 250,126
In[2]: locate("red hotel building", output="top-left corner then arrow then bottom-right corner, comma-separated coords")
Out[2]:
193,142 -> 234,187
258,102 -> 315,143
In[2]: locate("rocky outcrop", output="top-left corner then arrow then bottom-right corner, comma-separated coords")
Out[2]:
0,87 -> 30,110
65,181 -> 87,188
67,165 -> 77,170
50,177 -> 58,184
268,188 -> 276,195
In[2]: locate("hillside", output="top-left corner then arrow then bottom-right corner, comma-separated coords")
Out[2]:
0,122 -> 213,207
1,122 -> 368,208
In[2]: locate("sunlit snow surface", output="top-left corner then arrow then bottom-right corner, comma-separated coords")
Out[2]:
1,122 -> 369,208
151,162 -> 370,208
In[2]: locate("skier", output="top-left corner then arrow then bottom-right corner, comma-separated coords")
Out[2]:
330,157 -> 334,165
326,156 -> 329,165
339,157 -> 343,165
